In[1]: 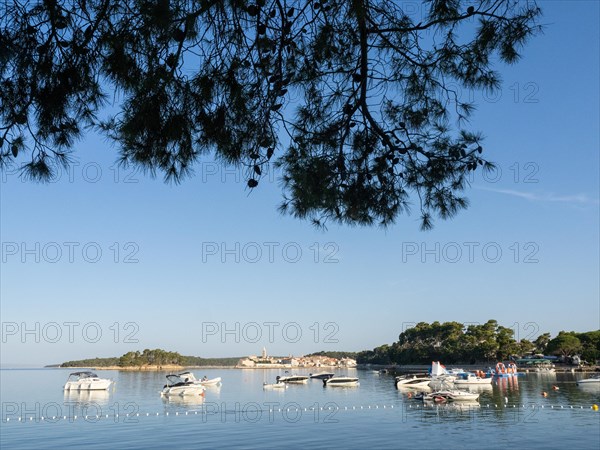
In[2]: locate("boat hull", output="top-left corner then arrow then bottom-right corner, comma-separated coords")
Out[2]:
454,378 -> 492,385
577,378 -> 600,385
161,385 -> 205,396
324,377 -> 359,387
277,376 -> 309,384
310,373 -> 335,380
395,376 -> 432,388
64,379 -> 112,390
423,390 -> 479,402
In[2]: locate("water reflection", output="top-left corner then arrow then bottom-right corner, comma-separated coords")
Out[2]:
63,389 -> 111,406
576,383 -> 600,394
528,371 -> 557,378
456,384 -> 494,394
403,402 -> 481,423
161,394 -> 205,408
494,376 -> 520,392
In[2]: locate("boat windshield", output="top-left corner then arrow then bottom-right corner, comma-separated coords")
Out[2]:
166,374 -> 188,385
69,371 -> 98,379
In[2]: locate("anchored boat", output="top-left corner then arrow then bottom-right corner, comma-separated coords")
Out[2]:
453,373 -> 493,385
176,372 -> 222,386
423,389 -> 479,402
309,372 -> 335,380
63,372 -> 113,391
577,374 -> 600,385
276,375 -> 309,384
161,374 -> 206,396
323,376 -> 359,387
395,375 -> 432,389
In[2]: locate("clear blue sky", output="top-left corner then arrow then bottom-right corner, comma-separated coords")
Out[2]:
1,1 -> 598,366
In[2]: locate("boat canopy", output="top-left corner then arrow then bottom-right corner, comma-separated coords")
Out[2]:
166,374 -> 184,381
69,371 -> 98,377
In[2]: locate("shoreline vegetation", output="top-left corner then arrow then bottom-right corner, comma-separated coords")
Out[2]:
54,365 -> 236,371
55,350 -> 242,370
356,321 -> 599,366
52,350 -> 358,371
51,322 -> 600,370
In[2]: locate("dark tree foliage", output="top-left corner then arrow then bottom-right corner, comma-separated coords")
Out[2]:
306,350 -> 358,359
547,331 -> 600,362
357,320 -> 540,365
0,0 -> 541,227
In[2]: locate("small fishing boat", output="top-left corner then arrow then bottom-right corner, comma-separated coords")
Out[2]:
276,375 -> 309,384
64,372 -> 113,391
323,376 -> 359,387
309,372 -> 335,380
198,377 -> 222,386
161,374 -> 206,396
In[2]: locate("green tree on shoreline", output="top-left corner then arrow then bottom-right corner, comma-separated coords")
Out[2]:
357,321 -> 600,365
546,331 -> 600,363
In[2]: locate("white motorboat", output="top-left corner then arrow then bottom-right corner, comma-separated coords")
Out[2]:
577,374 -> 600,385
177,372 -> 222,386
323,376 -> 359,387
161,374 -> 206,396
276,375 -> 309,384
263,381 -> 287,389
453,374 -> 493,385
423,390 -> 480,402
395,375 -> 432,388
64,371 -> 113,391
309,372 -> 335,380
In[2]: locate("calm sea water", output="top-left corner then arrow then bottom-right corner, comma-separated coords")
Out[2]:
1,368 -> 599,449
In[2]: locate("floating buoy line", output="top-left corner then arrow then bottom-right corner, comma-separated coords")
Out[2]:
3,402 -> 598,424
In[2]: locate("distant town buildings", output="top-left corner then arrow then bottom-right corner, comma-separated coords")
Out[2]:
237,348 -> 357,368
